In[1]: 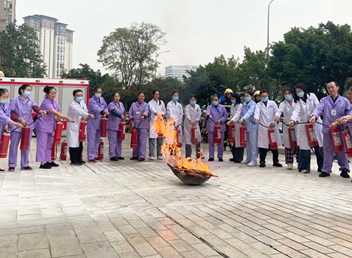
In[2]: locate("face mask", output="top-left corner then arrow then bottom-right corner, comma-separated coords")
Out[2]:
244,97 -> 251,103
95,93 -> 101,98
285,94 -> 293,101
262,97 -> 269,103
0,99 -> 8,104
297,91 -> 305,98
231,100 -> 236,105
172,96 -> 179,101
190,101 -> 196,106
212,101 -> 219,106
76,96 -> 83,102
24,91 -> 31,97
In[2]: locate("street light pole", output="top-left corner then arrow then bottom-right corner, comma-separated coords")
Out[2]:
155,50 -> 170,77
267,0 -> 275,50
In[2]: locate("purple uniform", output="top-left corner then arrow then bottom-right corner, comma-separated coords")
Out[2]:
35,98 -> 60,163
107,101 -> 125,158
129,102 -> 149,158
87,97 -> 108,160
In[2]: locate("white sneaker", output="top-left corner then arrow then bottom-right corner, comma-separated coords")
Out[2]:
157,156 -> 163,160
287,164 -> 293,170
241,160 -> 250,165
149,156 -> 155,160
301,169 -> 309,174
247,162 -> 257,167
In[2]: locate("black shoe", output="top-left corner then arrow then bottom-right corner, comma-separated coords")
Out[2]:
130,157 -> 138,160
234,160 -> 241,163
70,162 -> 82,166
340,169 -> 350,178
273,163 -> 283,168
229,158 -> 235,162
218,158 -> 223,162
319,172 -> 330,178
48,162 -> 59,167
259,163 -> 266,168
40,163 -> 52,169
110,157 -> 119,161
79,161 -> 86,165
208,158 -> 214,162
118,157 -> 125,160
318,168 -> 322,172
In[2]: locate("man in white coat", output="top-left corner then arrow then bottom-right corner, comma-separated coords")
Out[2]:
255,90 -> 283,168
67,90 -> 94,166
148,90 -> 166,160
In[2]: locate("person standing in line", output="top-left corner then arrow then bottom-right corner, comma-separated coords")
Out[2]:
36,86 -> 73,169
166,91 -> 183,146
184,95 -> 202,159
8,84 -> 47,171
87,87 -> 109,163
129,92 -> 149,161
289,84 -> 324,173
148,90 -> 166,160
275,89 -> 299,170
108,92 -> 125,161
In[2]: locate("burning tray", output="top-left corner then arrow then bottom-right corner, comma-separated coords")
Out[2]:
168,164 -> 212,185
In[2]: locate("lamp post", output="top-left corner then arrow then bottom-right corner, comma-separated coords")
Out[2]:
155,51 -> 170,77
267,0 -> 275,50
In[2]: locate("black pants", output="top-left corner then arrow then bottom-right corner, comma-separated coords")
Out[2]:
231,147 -> 244,162
299,146 -> 324,172
259,148 -> 279,164
69,143 -> 83,163
186,143 -> 201,159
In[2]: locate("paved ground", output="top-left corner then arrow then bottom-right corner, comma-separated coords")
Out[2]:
1,137 -> 352,258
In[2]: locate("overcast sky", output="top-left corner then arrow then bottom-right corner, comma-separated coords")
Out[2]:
17,0 -> 352,75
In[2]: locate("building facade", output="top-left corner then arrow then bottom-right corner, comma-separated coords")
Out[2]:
165,65 -> 199,81
23,15 -> 73,78
0,0 -> 16,31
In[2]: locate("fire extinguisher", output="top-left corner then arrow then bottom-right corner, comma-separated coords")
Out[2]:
240,126 -> 247,147
97,139 -> 104,160
130,128 -> 138,148
191,127 -> 198,145
60,140 -> 67,160
268,129 -> 278,150
51,141 -> 56,161
0,133 -> 10,158
54,122 -> 63,145
20,127 -> 31,150
119,122 -> 126,141
330,127 -> 343,153
305,123 -> 318,147
288,127 -> 297,149
343,130 -> 352,157
177,128 -> 182,148
79,121 -> 87,142
214,125 -> 221,144
100,118 -> 108,138
228,124 -> 235,144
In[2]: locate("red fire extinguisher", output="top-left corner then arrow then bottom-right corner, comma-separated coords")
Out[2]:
54,122 -> 63,145
228,124 -> 235,144
268,129 -> 278,150
305,123 -> 318,147
119,122 -> 126,141
100,118 -> 108,138
214,125 -> 221,144
191,127 -> 198,145
0,133 -> 10,158
176,128 -> 182,148
130,128 -> 138,148
79,121 -> 87,142
60,140 -> 67,161
20,127 -> 31,150
240,126 -> 247,147
330,127 -> 343,153
343,130 -> 352,157
97,139 -> 104,160
288,127 -> 297,149
51,141 -> 56,161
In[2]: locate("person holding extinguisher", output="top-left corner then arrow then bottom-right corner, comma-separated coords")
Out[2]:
36,86 -> 73,169
166,91 -> 183,146
289,84 -> 324,173
227,93 -> 244,163
255,90 -> 282,168
67,90 -> 95,166
184,95 -> 202,159
310,82 -> 351,178
108,92 -> 125,161
206,95 -> 228,162
275,89 -> 298,170
8,84 -> 47,172
129,92 -> 149,161
148,90 -> 166,160
87,87 -> 109,163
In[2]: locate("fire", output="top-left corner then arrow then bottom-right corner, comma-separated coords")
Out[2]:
152,115 -> 217,177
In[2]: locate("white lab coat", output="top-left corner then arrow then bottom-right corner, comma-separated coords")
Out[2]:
230,103 -> 243,148
291,93 -> 323,150
183,104 -> 201,145
148,99 -> 166,138
166,100 -> 183,144
255,101 -> 282,149
275,100 -> 295,148
67,100 -> 89,148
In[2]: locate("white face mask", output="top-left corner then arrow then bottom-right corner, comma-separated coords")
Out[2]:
95,93 -> 102,98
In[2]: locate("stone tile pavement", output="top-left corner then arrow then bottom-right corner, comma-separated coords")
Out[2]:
1,137 -> 352,257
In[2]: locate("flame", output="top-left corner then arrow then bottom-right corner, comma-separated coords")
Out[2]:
152,115 -> 217,177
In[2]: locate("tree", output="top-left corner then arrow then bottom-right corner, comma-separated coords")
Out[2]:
97,22 -> 166,91
0,23 -> 46,77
